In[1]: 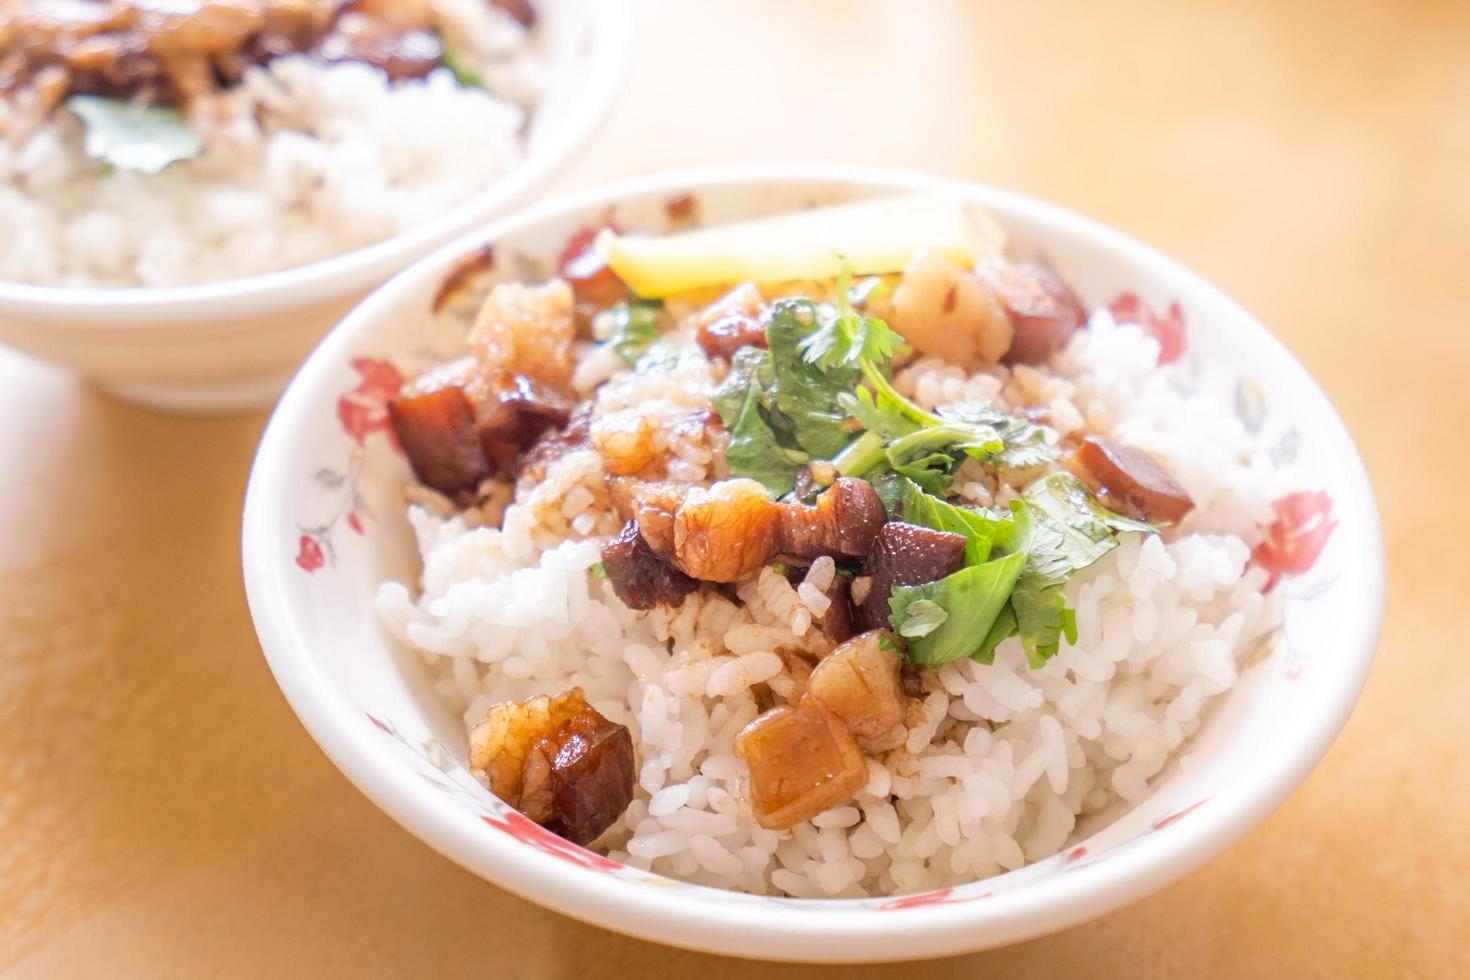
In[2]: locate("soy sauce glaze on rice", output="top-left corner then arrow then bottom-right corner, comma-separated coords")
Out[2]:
0,1 -> 541,286
377,198 -> 1284,896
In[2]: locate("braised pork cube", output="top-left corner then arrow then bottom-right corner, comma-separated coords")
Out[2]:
857,522 -> 968,631
387,356 -> 490,496
696,312 -> 766,362
517,405 -> 593,482
476,374 -> 575,472
316,16 -> 443,81
601,520 -> 698,611
779,477 -> 886,559
733,696 -> 867,831
672,479 -> 784,582
471,280 -> 577,389
416,279 -> 579,471
608,477 -> 687,556
470,688 -> 635,846
808,631 -> 908,753
974,258 -> 1088,366
891,252 -> 1014,370
1066,436 -> 1194,524
339,0 -> 437,31
818,573 -> 856,644
431,243 -> 497,314
561,247 -> 628,326
490,0 -> 537,28
591,412 -> 657,477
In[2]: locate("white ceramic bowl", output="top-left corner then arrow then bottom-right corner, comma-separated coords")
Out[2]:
0,0 -> 631,415
242,169 -> 1383,962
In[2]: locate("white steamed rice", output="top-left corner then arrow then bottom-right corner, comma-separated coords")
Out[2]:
0,1 -> 541,288
376,309 -> 1285,898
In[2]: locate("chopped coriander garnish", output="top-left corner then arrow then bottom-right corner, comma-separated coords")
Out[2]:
605,300 -> 662,366
67,95 -> 201,175
698,257 -> 1153,670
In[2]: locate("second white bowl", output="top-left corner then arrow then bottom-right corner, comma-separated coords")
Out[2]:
0,0 -> 631,414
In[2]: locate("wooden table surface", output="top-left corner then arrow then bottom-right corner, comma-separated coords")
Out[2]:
2,1 -> 1466,975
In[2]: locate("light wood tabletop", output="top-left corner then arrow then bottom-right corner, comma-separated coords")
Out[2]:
2,1 -> 1466,976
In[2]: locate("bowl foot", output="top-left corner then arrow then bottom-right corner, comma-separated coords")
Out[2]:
98,373 -> 291,416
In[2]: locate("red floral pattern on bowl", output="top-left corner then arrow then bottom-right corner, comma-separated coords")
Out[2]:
1108,292 -> 1187,364
1252,490 -> 1337,589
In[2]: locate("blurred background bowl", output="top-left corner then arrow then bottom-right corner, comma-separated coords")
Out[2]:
0,0 -> 632,416
242,168 -> 1382,961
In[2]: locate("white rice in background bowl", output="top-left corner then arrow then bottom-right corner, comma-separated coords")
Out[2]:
0,2 -> 543,288
376,307 -> 1287,898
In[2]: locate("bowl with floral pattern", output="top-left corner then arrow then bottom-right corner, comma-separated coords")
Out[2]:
242,168 -> 1382,961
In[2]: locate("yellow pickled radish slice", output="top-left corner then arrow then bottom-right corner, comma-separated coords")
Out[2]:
595,195 -> 1007,298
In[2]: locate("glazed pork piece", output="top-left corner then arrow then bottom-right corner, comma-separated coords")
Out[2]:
600,519 -> 697,611
0,0 -> 455,106
666,477 -> 888,587
735,631 -> 912,830
1066,436 -> 1194,524
891,251 -> 1014,370
389,281 -> 576,496
733,694 -> 868,832
470,688 -> 635,845
607,477 -> 687,556
385,357 -> 489,496
777,477 -> 885,561
976,258 -> 1088,365
890,251 -> 1087,368
695,312 -> 766,362
856,521 -> 968,631
668,478 -> 784,583
807,630 -> 909,753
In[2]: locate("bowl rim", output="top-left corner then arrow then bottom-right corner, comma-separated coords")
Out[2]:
0,0 -> 634,327
242,166 -> 1384,962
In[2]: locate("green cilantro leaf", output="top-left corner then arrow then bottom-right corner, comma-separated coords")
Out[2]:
605,300 -> 662,366
67,95 -> 202,175
896,599 -> 949,639
888,501 -> 1036,667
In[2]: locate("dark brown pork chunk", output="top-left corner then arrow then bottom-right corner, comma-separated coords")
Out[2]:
389,350 -> 575,496
1,0 -> 340,104
475,374 -> 575,472
857,521 -> 968,631
974,258 -> 1088,366
561,247 -> 628,326
470,688 -> 634,846
696,312 -> 766,362
490,0 -> 537,28
316,18 -> 443,82
517,405 -> 592,482
818,572 -> 856,644
601,520 -> 697,611
608,478 -> 688,556
1066,436 -> 1194,524
779,477 -> 886,559
387,357 -> 490,496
